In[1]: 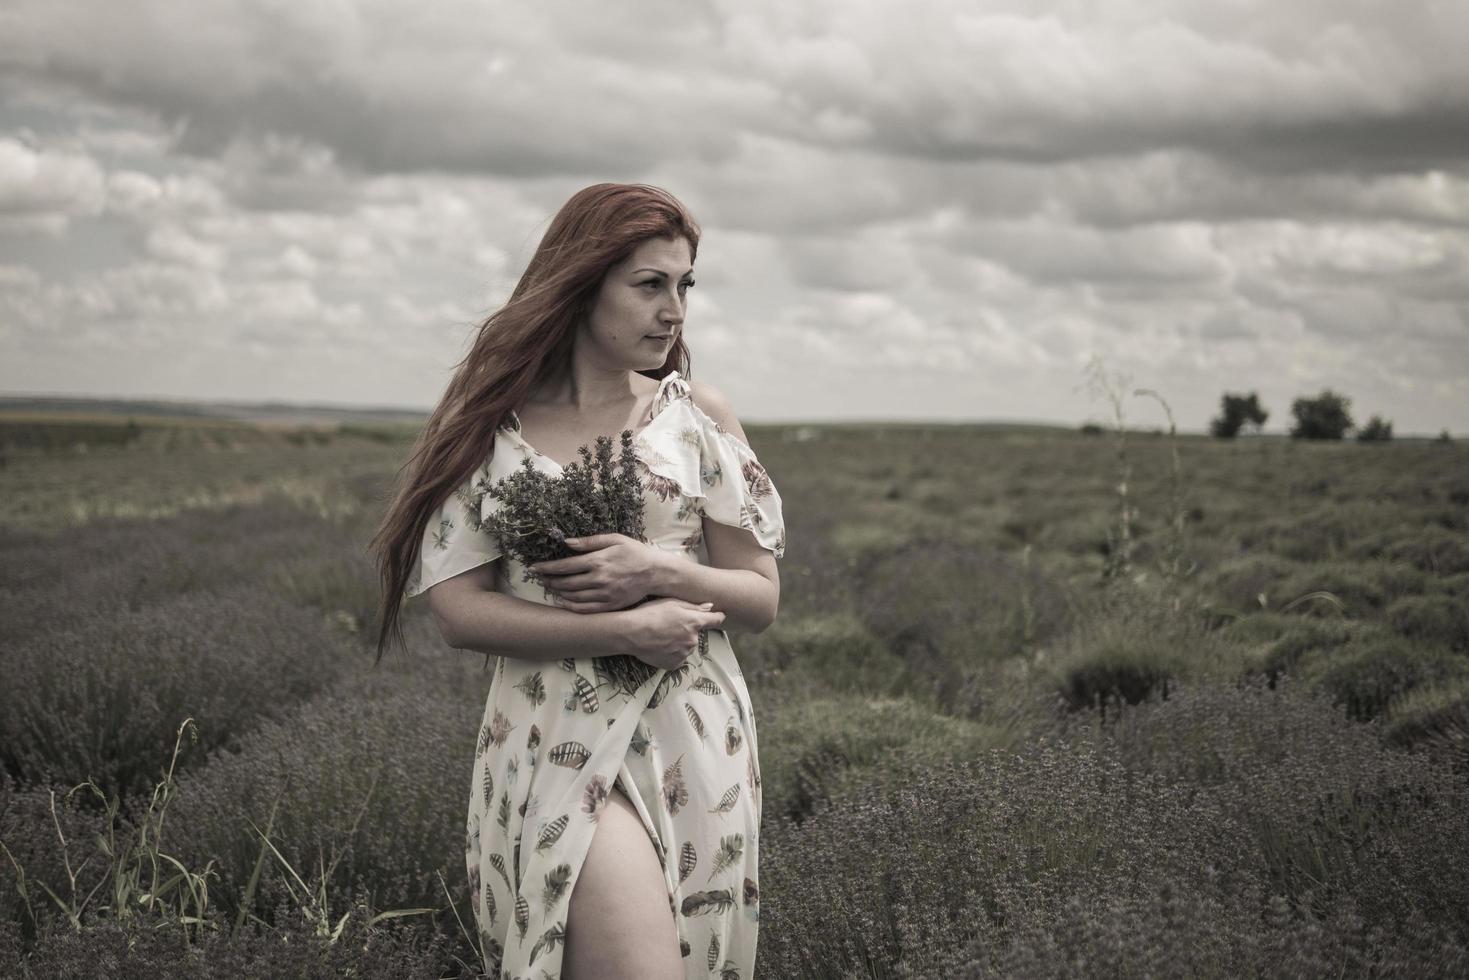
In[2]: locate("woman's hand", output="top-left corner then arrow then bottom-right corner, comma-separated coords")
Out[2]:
615,597 -> 725,670
530,533 -> 671,613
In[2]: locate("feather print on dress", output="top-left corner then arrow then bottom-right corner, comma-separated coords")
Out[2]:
663,753 -> 689,816
710,782 -> 741,817
488,852 -> 512,891
709,932 -> 721,971
497,791 -> 511,832
548,740 -> 591,769
685,702 -> 707,741
647,661 -> 691,709
629,722 -> 651,756
741,458 -> 774,498
725,718 -> 743,755
514,671 -> 546,707
709,833 -> 744,879
540,863 -> 571,913
570,673 -> 599,713
488,709 -> 515,748
513,894 -> 529,944
681,888 -> 736,917
535,813 -> 568,852
528,923 -> 566,966
581,774 -> 610,820
678,840 -> 697,884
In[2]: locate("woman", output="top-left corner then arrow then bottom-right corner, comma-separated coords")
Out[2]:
371,183 -> 785,980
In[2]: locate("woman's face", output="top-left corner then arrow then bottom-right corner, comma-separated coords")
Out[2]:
579,235 -> 694,372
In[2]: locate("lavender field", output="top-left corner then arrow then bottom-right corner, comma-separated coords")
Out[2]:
2,413 -> 1467,978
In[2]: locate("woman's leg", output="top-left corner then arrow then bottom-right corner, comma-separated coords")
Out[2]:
562,783 -> 683,980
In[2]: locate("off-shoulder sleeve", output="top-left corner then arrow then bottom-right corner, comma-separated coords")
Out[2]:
404,457 -> 503,599
693,413 -> 787,560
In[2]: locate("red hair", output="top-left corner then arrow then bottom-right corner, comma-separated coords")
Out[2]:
369,183 -> 702,661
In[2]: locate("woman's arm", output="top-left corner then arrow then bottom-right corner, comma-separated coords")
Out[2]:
648,527 -> 779,634
425,560 -> 729,663
527,536 -> 777,634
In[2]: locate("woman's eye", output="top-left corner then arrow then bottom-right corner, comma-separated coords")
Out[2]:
679,279 -> 694,292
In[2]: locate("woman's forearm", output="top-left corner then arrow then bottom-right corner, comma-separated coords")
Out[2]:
435,588 -> 631,663
648,554 -> 777,634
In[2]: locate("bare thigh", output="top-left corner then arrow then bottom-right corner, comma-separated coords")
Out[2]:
562,782 -> 683,980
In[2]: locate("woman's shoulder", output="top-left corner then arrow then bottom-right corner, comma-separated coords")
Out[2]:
683,377 -> 750,447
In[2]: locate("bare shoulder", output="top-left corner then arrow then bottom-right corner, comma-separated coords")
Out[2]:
687,378 -> 751,445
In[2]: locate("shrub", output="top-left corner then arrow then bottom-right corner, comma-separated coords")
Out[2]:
758,682 -> 1469,979
1,909 -> 456,979
1384,678 -> 1469,768
1209,392 -> 1268,439
1357,415 -> 1394,442
735,613 -> 911,697
0,502 -> 371,645
1054,636 -> 1180,716
1290,390 -> 1353,440
1383,527 -> 1469,576
755,694 -> 1010,823
1257,619 -> 1356,682
1386,594 -> 1469,653
854,539 -> 1074,714
163,668 -> 486,926
763,681 -> 1469,980
1444,572 -> 1469,601
1260,500 -> 1414,563
1215,612 -> 1306,647
1272,560 -> 1429,617
0,775 -> 112,939
1201,553 -> 1300,613
0,590 -> 351,800
1303,637 -> 1468,721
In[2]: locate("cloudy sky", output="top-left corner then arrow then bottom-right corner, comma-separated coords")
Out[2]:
2,0 -> 1466,434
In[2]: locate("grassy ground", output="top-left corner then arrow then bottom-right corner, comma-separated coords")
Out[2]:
2,414 -> 1467,978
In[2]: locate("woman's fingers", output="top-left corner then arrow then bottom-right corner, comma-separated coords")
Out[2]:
530,557 -> 589,575
542,571 -> 600,593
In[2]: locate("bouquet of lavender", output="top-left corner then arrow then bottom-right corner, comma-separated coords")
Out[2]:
480,429 -> 659,695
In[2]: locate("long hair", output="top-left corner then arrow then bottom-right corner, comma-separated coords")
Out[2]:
369,183 -> 702,662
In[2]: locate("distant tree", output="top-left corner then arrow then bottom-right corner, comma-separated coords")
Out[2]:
1209,391 -> 1269,438
1079,422 -> 1104,436
1357,415 -> 1393,442
1437,429 -> 1453,444
1290,389 -> 1354,440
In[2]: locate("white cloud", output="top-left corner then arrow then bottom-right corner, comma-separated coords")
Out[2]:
0,138 -> 106,220
1,0 -> 1467,433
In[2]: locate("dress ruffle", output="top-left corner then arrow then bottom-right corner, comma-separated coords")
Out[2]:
635,376 -> 786,560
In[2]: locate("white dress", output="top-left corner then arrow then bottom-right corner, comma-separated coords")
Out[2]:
406,371 -> 786,980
